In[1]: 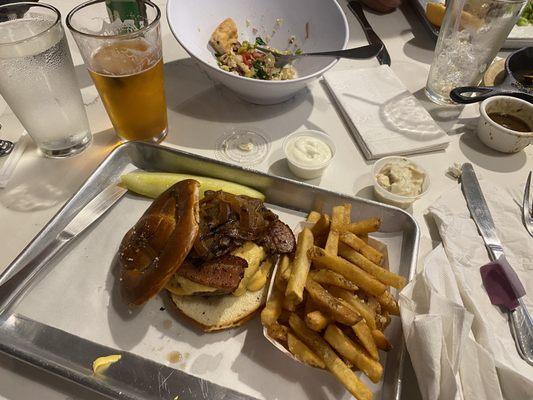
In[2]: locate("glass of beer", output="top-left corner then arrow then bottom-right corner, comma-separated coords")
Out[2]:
67,0 -> 167,142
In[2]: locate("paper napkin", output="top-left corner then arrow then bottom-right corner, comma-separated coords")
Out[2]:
399,180 -> 533,400
323,65 -> 449,159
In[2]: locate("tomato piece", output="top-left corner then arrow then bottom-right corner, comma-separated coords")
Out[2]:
241,52 -> 253,66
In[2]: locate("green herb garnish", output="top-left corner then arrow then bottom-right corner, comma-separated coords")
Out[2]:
252,60 -> 268,80
255,37 -> 266,46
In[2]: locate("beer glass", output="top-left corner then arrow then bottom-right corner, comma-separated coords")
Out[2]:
0,2 -> 91,157
67,0 -> 167,142
425,0 -> 526,105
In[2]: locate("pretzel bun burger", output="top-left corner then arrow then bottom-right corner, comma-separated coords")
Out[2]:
118,179 -> 295,331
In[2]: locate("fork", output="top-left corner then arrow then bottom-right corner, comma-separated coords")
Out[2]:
523,171 -> 533,237
255,43 -> 383,67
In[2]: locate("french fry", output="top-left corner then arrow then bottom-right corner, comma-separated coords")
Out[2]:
339,232 -> 383,265
311,214 -> 330,238
338,244 -> 406,289
267,322 -> 289,342
343,203 -> 352,225
261,285 -> 284,326
327,286 -> 377,330
285,228 -> 314,309
289,314 -> 372,400
376,312 -> 391,330
359,234 -> 369,244
352,320 -> 379,361
305,310 -> 330,331
375,290 -> 400,316
344,218 -> 381,235
275,254 -> 291,291
309,269 -> 358,291
305,278 -> 361,326
287,332 -> 326,369
310,246 -> 387,297
372,329 -> 392,351
324,325 -> 383,383
325,206 -> 344,256
366,295 -> 381,313
307,211 -> 321,223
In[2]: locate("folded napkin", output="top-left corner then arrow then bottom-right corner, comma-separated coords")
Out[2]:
399,180 -> 533,400
323,65 -> 449,159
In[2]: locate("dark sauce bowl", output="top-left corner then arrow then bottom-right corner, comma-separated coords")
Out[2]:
477,96 -> 533,153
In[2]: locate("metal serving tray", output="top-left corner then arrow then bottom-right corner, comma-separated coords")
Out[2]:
0,141 -> 419,400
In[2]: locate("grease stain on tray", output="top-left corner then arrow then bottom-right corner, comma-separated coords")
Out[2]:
190,353 -> 223,374
167,351 -> 182,363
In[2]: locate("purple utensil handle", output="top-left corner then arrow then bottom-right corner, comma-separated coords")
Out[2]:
480,255 -> 526,310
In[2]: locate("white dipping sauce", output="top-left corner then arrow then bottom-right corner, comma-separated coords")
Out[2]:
285,135 -> 332,167
376,159 -> 425,197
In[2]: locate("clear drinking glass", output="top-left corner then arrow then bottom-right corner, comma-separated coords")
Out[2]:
425,0 -> 526,105
67,0 -> 167,142
0,2 -> 91,158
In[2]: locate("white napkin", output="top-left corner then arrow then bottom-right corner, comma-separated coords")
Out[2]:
399,180 -> 533,400
323,65 -> 449,159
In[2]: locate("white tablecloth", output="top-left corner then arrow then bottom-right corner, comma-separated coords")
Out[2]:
0,0 -> 531,399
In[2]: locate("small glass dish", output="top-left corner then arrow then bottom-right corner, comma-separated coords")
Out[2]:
282,130 -> 336,180
371,156 -> 430,209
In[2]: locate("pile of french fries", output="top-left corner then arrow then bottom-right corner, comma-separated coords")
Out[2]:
261,205 -> 407,400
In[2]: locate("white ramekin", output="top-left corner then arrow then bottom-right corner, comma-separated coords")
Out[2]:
477,96 -> 533,153
371,156 -> 430,209
283,130 -> 336,180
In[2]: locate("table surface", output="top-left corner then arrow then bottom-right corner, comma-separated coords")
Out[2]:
0,0 -> 531,399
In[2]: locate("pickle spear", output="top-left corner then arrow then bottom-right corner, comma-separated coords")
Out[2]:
121,171 -> 265,200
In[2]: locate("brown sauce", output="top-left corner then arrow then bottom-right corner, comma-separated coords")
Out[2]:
166,351 -> 182,363
488,112 -> 531,132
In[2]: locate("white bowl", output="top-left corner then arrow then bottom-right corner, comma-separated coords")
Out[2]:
283,130 -> 336,179
477,96 -> 533,153
166,0 -> 348,105
371,156 -> 430,209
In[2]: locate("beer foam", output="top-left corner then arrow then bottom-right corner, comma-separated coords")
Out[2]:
90,39 -> 159,76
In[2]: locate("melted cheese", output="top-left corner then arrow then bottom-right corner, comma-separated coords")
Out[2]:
166,275 -> 218,296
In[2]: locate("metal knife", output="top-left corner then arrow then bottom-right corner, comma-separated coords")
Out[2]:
347,1 -> 391,66
0,183 -> 127,315
461,163 -> 533,365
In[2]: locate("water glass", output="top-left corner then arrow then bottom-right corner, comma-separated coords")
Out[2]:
0,2 -> 91,157
67,0 -> 167,143
425,0 -> 526,105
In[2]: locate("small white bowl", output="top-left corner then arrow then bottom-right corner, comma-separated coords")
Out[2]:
283,130 -> 335,180
478,96 -> 533,153
371,156 -> 430,209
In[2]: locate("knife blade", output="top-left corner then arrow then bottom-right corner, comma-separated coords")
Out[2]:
460,163 -> 526,299
0,183 -> 127,315
461,163 -> 533,366
347,1 -> 391,66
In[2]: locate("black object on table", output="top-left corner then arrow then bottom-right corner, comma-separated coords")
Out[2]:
347,1 -> 391,66
450,47 -> 533,104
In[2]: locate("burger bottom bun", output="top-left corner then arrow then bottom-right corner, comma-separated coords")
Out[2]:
169,288 -> 268,332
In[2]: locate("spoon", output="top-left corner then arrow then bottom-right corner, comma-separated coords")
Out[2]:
255,43 -> 383,67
